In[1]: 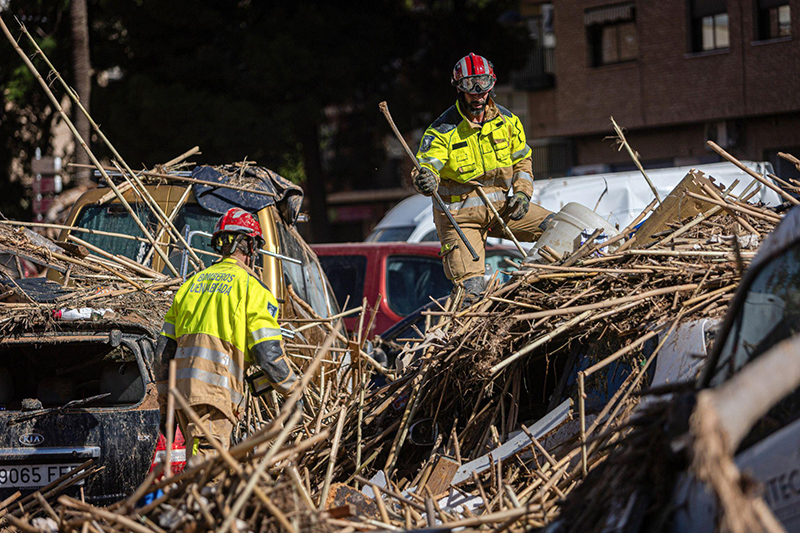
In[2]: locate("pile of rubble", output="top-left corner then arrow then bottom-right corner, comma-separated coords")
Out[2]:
1,154 -> 796,532
5,9 -> 800,530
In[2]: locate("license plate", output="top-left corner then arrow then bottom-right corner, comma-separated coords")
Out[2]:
0,464 -> 81,489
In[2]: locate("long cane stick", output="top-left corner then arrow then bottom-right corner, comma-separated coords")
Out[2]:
379,101 -> 480,262
473,184 -> 527,256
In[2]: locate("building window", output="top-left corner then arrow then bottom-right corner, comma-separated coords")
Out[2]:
690,0 -> 729,52
585,3 -> 637,67
509,4 -> 556,91
757,0 -> 791,40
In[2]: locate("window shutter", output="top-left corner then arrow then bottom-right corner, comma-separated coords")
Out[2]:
758,0 -> 788,9
691,0 -> 727,18
584,3 -> 635,26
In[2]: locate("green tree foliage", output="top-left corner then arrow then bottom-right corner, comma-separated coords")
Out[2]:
0,2 -> 72,219
0,0 -> 526,234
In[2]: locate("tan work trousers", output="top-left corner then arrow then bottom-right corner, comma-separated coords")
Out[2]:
176,404 -> 233,462
433,193 -> 553,282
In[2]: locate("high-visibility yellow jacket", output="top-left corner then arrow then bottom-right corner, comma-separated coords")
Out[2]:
160,257 -> 295,422
416,99 -> 534,208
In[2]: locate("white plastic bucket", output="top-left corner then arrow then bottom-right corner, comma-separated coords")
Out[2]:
527,202 -> 620,262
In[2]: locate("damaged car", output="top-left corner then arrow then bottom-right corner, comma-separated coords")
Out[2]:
0,164 -> 342,505
0,281 -> 161,504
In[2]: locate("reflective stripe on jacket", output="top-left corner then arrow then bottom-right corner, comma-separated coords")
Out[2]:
160,257 -> 284,422
416,99 -> 534,204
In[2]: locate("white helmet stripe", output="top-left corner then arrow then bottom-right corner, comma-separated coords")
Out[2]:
225,224 -> 254,233
457,57 -> 467,78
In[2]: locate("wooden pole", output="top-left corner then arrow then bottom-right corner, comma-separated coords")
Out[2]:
685,191 -> 781,225
0,220 -> 148,243
708,140 -> 800,205
578,371 -> 587,476
67,235 -> 164,279
163,146 -> 200,169
20,25 -> 204,272
611,116 -> 661,205
474,185 -> 527,256
490,310 -> 592,375
0,16 -> 180,276
164,360 -> 177,479
142,185 -> 193,266
515,284 -> 699,321
318,406 -> 347,510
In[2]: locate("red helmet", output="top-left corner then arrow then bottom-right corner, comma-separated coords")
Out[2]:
212,208 -> 263,242
451,53 -> 496,94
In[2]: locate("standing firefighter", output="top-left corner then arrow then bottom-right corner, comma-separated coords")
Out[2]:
156,208 -> 297,460
414,53 -> 553,303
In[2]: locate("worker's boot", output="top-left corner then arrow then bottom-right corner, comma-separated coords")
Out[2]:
457,275 -> 487,309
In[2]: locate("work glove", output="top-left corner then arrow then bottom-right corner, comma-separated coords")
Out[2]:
507,191 -> 530,221
413,167 -> 438,197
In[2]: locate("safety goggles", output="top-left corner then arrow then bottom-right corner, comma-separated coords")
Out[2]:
456,74 -> 495,94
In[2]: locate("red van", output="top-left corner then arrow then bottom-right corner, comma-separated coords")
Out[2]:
312,242 -> 521,337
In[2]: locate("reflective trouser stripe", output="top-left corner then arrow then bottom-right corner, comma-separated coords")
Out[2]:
433,190 -> 506,213
176,346 -> 244,382
176,367 -> 244,405
249,327 -> 281,343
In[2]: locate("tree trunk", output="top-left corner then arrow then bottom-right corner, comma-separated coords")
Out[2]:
302,123 -> 330,243
70,0 -> 92,184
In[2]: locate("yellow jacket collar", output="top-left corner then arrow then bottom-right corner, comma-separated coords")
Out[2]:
220,256 -> 260,277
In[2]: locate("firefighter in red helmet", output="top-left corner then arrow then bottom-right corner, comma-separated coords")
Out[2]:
155,208 -> 298,461
414,53 -> 553,304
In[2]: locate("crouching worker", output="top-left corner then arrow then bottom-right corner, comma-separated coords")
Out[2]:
414,53 -> 554,305
155,207 -> 298,461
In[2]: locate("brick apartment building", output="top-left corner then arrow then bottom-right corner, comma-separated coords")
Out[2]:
495,0 -> 800,180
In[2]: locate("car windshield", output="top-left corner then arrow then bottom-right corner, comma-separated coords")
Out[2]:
710,240 -> 800,387
385,255 -> 451,317
72,203 -> 159,264
72,202 -> 220,268
366,226 -> 415,243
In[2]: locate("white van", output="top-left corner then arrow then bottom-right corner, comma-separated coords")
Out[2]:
366,161 -> 783,244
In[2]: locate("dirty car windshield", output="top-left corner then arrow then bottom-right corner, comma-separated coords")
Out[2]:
72,203 -> 219,265
73,203 -> 158,264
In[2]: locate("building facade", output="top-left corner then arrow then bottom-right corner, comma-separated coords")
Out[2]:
495,0 -> 800,180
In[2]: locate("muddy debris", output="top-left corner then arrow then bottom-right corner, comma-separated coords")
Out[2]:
2,157 -> 797,532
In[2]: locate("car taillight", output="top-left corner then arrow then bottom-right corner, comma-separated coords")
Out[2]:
149,427 -> 186,477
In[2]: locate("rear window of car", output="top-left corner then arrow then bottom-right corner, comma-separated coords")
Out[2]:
385,255 -> 450,317
318,255 -> 366,311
